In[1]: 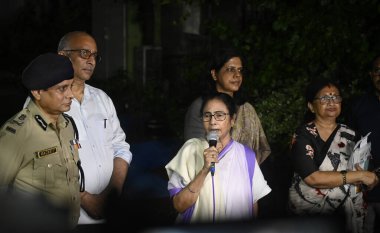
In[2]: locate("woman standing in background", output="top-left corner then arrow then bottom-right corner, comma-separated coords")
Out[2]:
184,48 -> 271,165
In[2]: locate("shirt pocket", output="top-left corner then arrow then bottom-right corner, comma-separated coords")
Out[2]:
93,118 -> 113,145
33,153 -> 63,188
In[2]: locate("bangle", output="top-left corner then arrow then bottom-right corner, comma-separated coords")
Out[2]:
187,186 -> 198,194
340,170 -> 347,185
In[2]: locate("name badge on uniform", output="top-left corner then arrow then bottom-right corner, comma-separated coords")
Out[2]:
35,146 -> 58,158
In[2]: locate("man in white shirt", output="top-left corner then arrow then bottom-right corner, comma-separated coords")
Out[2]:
58,31 -> 133,225
25,31 -> 133,226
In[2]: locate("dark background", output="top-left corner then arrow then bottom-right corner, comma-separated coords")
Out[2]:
1,0 -> 379,232
1,0 -> 379,145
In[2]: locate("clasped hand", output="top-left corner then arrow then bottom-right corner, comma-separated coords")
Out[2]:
203,147 -> 219,170
355,164 -> 379,190
80,191 -> 106,219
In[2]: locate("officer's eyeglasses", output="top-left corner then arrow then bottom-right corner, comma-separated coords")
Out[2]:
62,49 -> 101,63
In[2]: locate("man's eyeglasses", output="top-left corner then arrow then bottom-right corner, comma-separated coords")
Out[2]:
201,111 -> 230,122
314,95 -> 342,104
62,49 -> 101,63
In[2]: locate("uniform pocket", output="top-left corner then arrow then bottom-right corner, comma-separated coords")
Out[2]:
33,153 -> 63,188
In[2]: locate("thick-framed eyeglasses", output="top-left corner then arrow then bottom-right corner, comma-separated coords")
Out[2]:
62,49 -> 101,63
314,95 -> 342,104
201,111 -> 230,122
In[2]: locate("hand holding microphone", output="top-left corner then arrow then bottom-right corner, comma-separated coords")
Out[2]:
206,130 -> 219,176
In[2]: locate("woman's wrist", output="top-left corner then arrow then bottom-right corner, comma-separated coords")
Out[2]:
186,185 -> 199,194
201,166 -> 210,174
340,170 -> 347,185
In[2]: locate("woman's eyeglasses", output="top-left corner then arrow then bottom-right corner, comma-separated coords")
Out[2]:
314,95 -> 342,104
62,49 -> 101,63
201,111 -> 230,122
225,66 -> 243,75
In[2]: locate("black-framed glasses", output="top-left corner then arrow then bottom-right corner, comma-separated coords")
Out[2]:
314,95 -> 342,104
201,111 -> 230,122
62,49 -> 101,63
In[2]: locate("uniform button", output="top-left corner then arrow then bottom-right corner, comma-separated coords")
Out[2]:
72,196 -> 76,201
47,164 -> 52,168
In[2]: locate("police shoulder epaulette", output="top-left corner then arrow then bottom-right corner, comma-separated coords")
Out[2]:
10,112 -> 27,126
2,110 -> 29,134
4,125 -> 16,134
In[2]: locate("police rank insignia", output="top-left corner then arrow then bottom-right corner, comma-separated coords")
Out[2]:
35,146 -> 58,158
9,113 -> 26,126
35,115 -> 47,130
18,114 -> 26,121
5,126 -> 16,134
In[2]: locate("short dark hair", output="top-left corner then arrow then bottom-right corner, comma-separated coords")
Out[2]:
200,92 -> 237,117
203,48 -> 247,105
209,48 -> 245,73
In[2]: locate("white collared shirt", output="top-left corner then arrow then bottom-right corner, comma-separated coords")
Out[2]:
68,84 -> 132,224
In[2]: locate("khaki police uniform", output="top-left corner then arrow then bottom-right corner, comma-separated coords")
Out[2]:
0,100 -> 81,228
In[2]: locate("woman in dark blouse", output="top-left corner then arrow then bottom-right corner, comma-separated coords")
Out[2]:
288,79 -> 378,233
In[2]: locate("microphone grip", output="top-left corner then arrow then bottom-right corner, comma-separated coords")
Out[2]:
208,139 -> 217,176
210,162 -> 215,176
209,140 -> 217,148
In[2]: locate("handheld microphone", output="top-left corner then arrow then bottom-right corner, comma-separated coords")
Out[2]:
206,130 -> 219,176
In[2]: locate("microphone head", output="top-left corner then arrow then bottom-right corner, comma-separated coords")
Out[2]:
206,130 -> 219,141
207,130 -> 219,147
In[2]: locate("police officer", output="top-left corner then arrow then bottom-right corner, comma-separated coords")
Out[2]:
0,53 -> 81,231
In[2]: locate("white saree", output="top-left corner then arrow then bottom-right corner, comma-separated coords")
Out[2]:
165,138 -> 271,223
